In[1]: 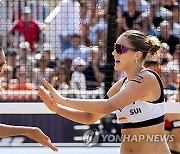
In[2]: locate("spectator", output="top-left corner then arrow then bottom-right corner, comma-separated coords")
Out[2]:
167,3 -> 180,39
153,0 -> 171,27
85,0 -> 97,27
41,43 -> 57,69
136,0 -> 169,29
96,0 -> 109,9
167,87 -> 180,103
71,57 -> 86,92
18,42 -> 36,74
118,0 -> 149,13
162,0 -> 175,11
160,68 -> 178,92
27,0 -> 50,23
45,0 -> 81,52
132,13 -> 159,36
79,0 -> 94,45
0,65 -> 17,90
158,21 -> 179,55
172,2 -> 180,39
120,0 -> 141,31
60,57 -> 73,90
98,40 -> 107,61
84,46 -> 105,90
5,49 -> 18,79
144,60 -> 160,74
8,65 -> 37,101
159,43 -> 173,65
160,46 -> 179,97
80,2 -> 88,45
166,44 -> 180,86
167,44 -> 180,71
88,8 -> 108,45
19,41 -> 31,64
32,53 -> 55,87
51,66 -> 70,91
8,7 -> 42,53
60,34 -> 89,62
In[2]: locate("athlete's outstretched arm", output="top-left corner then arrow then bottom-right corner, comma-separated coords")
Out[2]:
38,88 -> 105,124
0,48 -> 57,152
38,75 -> 155,114
0,124 -> 58,152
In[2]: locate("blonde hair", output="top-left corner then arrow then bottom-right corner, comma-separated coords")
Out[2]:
122,30 -> 160,60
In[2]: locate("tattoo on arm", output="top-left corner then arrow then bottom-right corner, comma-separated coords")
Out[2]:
135,75 -> 143,79
129,75 -> 144,84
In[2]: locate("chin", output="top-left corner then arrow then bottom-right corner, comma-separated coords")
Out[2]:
114,65 -> 123,71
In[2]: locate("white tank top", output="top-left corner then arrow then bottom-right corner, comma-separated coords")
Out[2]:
116,69 -> 165,129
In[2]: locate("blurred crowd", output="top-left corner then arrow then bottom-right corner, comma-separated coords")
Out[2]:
0,0 -> 179,102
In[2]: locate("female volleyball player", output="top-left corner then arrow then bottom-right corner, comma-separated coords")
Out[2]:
38,30 -> 171,154
0,46 -> 58,152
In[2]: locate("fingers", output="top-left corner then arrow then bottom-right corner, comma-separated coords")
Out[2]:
41,78 -> 55,94
45,138 -> 58,152
38,87 -> 58,112
35,129 -> 58,152
39,136 -> 58,152
41,78 -> 58,99
38,86 -> 52,100
38,87 -> 53,105
42,136 -> 58,152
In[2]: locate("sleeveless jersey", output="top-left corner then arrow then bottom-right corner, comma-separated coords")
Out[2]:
116,69 -> 165,129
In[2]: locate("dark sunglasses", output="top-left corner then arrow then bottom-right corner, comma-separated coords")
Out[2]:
114,43 -> 135,54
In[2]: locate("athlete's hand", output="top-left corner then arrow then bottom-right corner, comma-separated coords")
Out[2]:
24,127 -> 58,152
39,78 -> 66,105
38,86 -> 59,113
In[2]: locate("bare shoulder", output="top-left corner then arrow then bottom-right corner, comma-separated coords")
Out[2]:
126,69 -> 159,85
137,69 -> 161,85
126,69 -> 161,96
127,69 -> 162,101
106,70 -> 162,111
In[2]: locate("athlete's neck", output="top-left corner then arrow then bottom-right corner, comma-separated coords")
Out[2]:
124,66 -> 144,81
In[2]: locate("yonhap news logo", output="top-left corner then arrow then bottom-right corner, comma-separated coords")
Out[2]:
82,129 -> 174,147
83,129 -> 99,147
